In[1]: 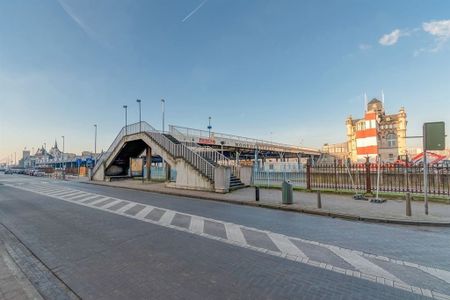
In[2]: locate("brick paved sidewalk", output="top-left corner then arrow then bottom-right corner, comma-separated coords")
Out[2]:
81,179 -> 450,225
0,245 -> 43,300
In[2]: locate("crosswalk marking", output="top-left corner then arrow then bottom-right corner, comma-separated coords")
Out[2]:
115,203 -> 138,214
326,246 -> 405,284
75,194 -> 99,202
47,190 -> 76,197
101,199 -> 123,209
189,216 -> 204,234
268,233 -> 307,258
5,181 -> 450,299
89,197 -> 111,206
61,191 -> 84,198
158,210 -> 176,226
134,206 -> 154,219
224,223 -> 247,244
65,193 -> 90,200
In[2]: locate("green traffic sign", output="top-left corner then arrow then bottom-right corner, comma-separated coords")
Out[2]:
423,122 -> 446,150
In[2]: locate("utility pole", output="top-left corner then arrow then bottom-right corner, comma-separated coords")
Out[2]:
423,125 -> 429,215
208,116 -> 212,138
61,135 -> 65,180
123,105 -> 128,135
137,99 -> 142,132
161,99 -> 165,132
94,124 -> 97,155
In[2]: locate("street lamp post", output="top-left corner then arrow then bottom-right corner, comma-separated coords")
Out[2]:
137,99 -> 142,132
208,116 -> 212,138
61,135 -> 65,180
161,99 -> 165,132
94,124 -> 97,155
123,105 -> 128,135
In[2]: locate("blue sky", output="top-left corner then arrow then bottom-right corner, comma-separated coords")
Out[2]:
1,0 -> 450,161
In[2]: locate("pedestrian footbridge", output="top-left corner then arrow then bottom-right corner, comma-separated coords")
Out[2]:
92,122 -> 248,193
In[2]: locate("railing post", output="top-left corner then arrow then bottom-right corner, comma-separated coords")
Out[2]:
317,191 -> 322,208
334,159 -> 338,191
306,159 -> 311,191
365,156 -> 371,194
406,192 -> 412,216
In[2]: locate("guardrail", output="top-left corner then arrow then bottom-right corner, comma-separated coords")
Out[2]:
169,124 -> 320,154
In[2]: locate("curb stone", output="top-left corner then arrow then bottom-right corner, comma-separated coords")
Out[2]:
80,180 -> 450,227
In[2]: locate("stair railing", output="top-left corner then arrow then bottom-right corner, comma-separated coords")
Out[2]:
93,122 -> 156,175
169,126 -> 240,178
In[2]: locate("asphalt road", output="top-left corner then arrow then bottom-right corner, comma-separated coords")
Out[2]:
1,174 -> 449,300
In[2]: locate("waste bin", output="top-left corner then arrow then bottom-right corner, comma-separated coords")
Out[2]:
282,180 -> 293,204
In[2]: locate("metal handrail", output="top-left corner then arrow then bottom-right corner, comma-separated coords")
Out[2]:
93,121 -> 215,182
92,122 -> 157,175
145,131 -> 215,181
170,127 -> 240,177
169,124 -> 320,154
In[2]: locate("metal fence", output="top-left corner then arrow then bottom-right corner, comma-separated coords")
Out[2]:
253,161 -> 450,196
253,171 -> 307,188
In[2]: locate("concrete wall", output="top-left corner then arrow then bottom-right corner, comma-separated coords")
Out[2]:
174,158 -> 214,191
214,166 -> 231,193
238,166 -> 253,186
94,132 -> 216,191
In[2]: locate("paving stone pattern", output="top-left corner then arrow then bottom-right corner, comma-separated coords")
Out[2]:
4,180 -> 450,300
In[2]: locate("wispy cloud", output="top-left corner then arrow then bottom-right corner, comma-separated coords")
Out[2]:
57,0 -> 96,39
422,20 -> 450,52
182,0 -> 208,23
379,29 -> 404,46
358,43 -> 372,50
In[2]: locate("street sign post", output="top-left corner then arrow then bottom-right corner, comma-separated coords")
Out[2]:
423,122 -> 446,215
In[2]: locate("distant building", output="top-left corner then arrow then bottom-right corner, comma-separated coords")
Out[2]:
321,142 -> 348,161
346,98 -> 407,162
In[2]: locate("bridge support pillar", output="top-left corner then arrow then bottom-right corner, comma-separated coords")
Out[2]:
146,146 -> 152,180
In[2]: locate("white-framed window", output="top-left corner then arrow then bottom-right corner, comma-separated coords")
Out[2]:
386,133 -> 397,148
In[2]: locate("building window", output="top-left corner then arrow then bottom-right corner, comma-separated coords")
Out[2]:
387,133 -> 397,148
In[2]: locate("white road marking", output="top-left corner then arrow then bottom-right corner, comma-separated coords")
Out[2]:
158,210 -> 176,226
46,190 -> 77,197
224,223 -> 247,245
326,246 -> 406,284
115,202 -> 138,214
65,193 -> 90,200
5,182 -> 450,299
60,191 -> 84,198
268,233 -> 307,258
134,206 -> 155,219
189,216 -> 204,234
89,197 -> 112,206
75,194 -> 99,202
101,199 -> 123,209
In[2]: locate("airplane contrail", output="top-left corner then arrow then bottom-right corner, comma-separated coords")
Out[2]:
57,0 -> 95,39
182,0 -> 208,22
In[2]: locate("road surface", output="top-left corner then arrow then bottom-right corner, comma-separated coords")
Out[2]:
1,174 -> 449,299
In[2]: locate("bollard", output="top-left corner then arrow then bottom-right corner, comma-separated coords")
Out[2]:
406,192 -> 412,216
317,191 -> 322,209
255,186 -> 260,202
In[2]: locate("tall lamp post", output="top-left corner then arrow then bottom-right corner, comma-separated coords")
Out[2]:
137,99 -> 142,132
208,116 -> 212,138
123,105 -> 128,135
94,124 -> 97,155
61,135 -> 65,180
161,99 -> 165,132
